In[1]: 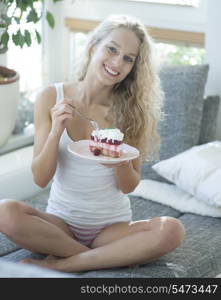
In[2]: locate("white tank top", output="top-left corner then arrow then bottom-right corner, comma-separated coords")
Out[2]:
46,83 -> 132,227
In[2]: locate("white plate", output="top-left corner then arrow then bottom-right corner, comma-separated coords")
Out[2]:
67,140 -> 140,164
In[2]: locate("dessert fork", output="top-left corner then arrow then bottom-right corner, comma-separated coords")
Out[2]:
68,102 -> 99,131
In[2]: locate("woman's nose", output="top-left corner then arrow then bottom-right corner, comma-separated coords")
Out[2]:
111,55 -> 123,68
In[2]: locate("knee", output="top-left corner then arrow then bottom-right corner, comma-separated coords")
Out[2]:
158,217 -> 186,252
0,199 -> 25,236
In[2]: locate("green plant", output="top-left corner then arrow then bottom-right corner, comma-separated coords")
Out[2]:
0,0 -> 62,54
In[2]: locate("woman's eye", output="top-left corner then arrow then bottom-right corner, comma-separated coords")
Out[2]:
124,56 -> 133,63
107,46 -> 117,53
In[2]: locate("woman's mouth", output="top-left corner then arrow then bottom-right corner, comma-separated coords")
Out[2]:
103,64 -> 120,77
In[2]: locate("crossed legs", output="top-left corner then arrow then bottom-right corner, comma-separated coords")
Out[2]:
0,199 -> 185,272
0,199 -> 89,257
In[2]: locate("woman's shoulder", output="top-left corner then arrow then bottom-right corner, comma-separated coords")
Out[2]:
35,80 -> 79,109
34,84 -> 58,111
36,84 -> 57,100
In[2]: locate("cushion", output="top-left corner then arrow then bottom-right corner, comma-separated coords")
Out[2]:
141,64 -> 209,181
131,179 -> 221,217
159,64 -> 209,158
0,146 -> 42,201
152,141 -> 221,207
165,213 -> 221,278
199,95 -> 220,144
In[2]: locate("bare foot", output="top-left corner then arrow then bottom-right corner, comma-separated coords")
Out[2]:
44,254 -> 59,261
20,257 -> 60,270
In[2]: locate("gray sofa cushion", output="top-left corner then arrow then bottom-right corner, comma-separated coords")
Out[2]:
142,64 -> 209,181
123,212 -> 221,278
199,95 -> 220,144
159,64 -> 209,157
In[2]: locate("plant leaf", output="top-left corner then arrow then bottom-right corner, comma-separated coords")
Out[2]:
26,9 -> 39,23
16,0 -> 30,12
24,29 -> 32,46
0,31 -> 9,48
1,0 -> 61,50
12,30 -> 25,48
46,11 -> 55,29
35,30 -> 41,44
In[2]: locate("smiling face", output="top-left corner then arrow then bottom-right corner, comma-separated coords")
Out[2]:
88,28 -> 140,87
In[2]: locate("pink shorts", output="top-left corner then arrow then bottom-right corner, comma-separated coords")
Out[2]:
69,224 -> 105,246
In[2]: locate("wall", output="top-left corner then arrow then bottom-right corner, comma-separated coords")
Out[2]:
64,0 -> 207,32
205,0 -> 221,139
42,0 -> 66,85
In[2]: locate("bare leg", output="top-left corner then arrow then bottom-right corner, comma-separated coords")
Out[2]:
21,217 -> 185,272
0,199 -> 89,257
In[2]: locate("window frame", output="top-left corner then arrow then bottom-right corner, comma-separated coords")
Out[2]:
64,18 -> 205,47
127,0 -> 200,7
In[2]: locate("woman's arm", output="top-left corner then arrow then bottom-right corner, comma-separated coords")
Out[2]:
103,158 -> 141,194
31,87 -> 74,188
114,158 -> 141,194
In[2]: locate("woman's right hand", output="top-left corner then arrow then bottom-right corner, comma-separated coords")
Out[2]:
50,99 -> 75,137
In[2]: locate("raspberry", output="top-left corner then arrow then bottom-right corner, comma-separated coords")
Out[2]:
93,148 -> 101,156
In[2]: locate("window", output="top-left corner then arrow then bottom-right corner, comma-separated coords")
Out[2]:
5,2 -> 43,147
156,42 -> 205,66
69,32 -> 204,81
65,18 -> 205,80
70,32 -> 88,79
6,2 -> 43,100
7,23 -> 42,97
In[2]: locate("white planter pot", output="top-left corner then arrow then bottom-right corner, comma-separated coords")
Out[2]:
0,66 -> 20,147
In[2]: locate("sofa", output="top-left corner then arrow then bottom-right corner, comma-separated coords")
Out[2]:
0,64 -> 221,278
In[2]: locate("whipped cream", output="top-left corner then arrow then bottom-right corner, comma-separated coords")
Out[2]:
92,128 -> 124,141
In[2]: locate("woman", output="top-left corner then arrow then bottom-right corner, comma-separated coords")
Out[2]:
0,15 -> 185,272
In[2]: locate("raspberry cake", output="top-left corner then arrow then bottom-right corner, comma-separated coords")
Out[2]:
89,128 -> 124,158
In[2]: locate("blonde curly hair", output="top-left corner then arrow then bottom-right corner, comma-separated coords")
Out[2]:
75,15 -> 164,162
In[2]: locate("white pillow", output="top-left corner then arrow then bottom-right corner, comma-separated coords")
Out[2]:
152,141 -> 221,207
130,179 -> 221,217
